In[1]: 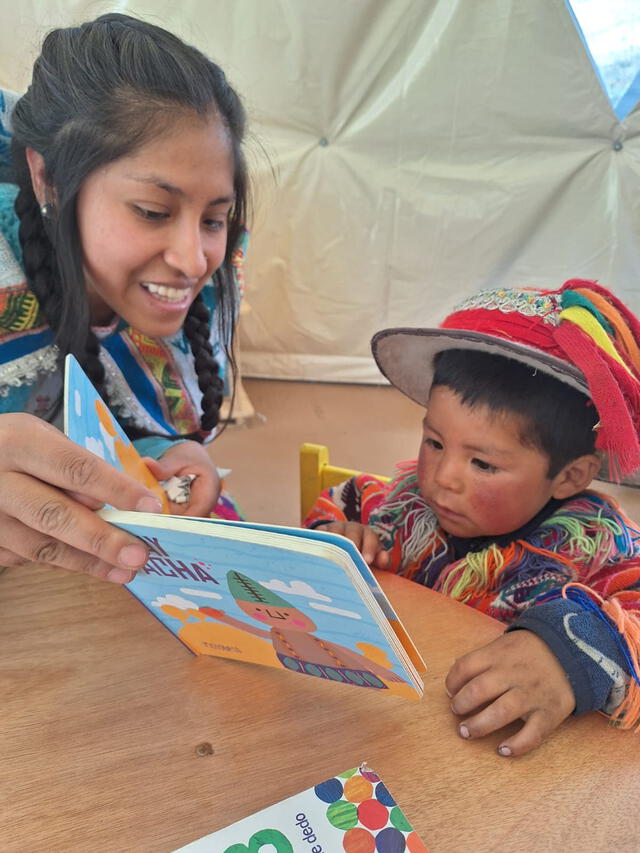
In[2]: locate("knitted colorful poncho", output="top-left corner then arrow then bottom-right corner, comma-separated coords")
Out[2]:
304,461 -> 640,729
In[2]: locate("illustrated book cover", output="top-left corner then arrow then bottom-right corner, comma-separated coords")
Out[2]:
64,355 -> 426,699
172,763 -> 430,852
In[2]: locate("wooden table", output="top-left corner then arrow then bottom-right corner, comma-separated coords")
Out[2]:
1,565 -> 638,852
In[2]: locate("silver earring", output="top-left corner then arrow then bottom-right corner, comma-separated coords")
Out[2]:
40,203 -> 53,218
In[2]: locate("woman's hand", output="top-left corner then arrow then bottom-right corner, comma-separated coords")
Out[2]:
315,521 -> 390,568
144,439 -> 221,517
445,629 -> 576,757
0,413 -> 164,582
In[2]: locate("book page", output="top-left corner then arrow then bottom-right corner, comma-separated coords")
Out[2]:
101,510 -> 423,699
63,354 -> 168,511
173,764 -> 429,852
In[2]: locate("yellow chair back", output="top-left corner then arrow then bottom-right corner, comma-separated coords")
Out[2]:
299,442 -> 390,522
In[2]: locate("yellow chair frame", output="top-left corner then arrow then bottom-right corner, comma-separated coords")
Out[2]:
299,443 -> 390,522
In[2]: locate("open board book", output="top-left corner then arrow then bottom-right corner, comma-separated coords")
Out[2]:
64,355 -> 426,699
172,763 -> 429,852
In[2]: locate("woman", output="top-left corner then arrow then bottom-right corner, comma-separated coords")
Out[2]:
0,13 -> 249,583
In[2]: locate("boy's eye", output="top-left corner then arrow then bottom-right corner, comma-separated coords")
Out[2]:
471,457 -> 497,473
425,437 -> 443,450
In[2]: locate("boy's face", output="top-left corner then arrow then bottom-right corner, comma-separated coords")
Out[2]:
417,386 -> 564,539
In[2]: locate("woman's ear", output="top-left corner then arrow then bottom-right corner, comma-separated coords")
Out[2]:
25,147 -> 50,206
551,453 -> 601,499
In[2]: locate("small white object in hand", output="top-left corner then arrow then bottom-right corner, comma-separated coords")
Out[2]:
161,473 -> 196,504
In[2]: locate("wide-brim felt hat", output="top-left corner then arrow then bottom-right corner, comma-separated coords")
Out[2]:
371,280 -> 640,481
372,326 -> 590,407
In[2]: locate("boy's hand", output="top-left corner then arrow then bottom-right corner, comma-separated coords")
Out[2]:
317,521 -> 390,568
445,630 -> 575,756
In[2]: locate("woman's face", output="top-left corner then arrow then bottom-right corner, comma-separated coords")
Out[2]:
76,114 -> 235,336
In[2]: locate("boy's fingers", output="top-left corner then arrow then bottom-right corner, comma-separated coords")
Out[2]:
445,649 -> 491,697
456,690 -> 526,739
373,548 -> 390,569
360,527 -> 382,563
496,710 -> 555,757
450,668 -> 508,717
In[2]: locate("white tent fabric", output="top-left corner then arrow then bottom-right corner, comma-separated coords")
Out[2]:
1,0 -> 639,382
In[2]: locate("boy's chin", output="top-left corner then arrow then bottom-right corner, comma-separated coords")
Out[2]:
436,514 -> 496,540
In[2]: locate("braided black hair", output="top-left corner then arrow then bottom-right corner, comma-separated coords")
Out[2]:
11,12 -> 247,438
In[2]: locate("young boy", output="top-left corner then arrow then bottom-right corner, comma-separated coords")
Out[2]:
304,280 -> 640,757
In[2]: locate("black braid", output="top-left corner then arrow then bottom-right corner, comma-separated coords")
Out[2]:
13,150 -> 107,400
13,179 -> 62,337
183,292 -> 225,433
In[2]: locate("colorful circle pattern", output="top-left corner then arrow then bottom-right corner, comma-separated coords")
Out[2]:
313,769 -> 429,853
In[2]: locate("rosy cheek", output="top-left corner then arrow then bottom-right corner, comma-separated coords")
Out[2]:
291,619 -> 307,628
468,486 -> 511,527
253,613 -> 268,622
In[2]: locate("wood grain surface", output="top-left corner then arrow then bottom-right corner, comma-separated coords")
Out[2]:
1,564 -> 638,852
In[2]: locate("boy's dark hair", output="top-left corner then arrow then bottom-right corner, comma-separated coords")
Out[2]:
431,349 -> 598,477
11,13 -> 248,437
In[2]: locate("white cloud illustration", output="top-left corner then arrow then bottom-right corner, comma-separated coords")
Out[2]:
98,420 -> 116,461
74,389 -> 82,416
84,436 -> 105,459
179,587 -> 222,600
308,602 -> 362,620
151,594 -> 197,610
261,579 -> 331,602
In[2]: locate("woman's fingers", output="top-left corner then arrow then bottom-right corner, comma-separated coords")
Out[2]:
0,472 -> 152,573
0,546 -> 26,568
3,414 -> 163,513
184,468 -> 220,516
0,513 -> 138,582
0,414 -> 162,581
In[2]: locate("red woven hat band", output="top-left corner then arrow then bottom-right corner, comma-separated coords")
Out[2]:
441,308 -> 564,357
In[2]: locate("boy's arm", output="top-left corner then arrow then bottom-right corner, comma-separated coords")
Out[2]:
302,473 -> 390,529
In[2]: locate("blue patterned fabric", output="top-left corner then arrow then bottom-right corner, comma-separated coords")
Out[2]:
0,89 -> 18,183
